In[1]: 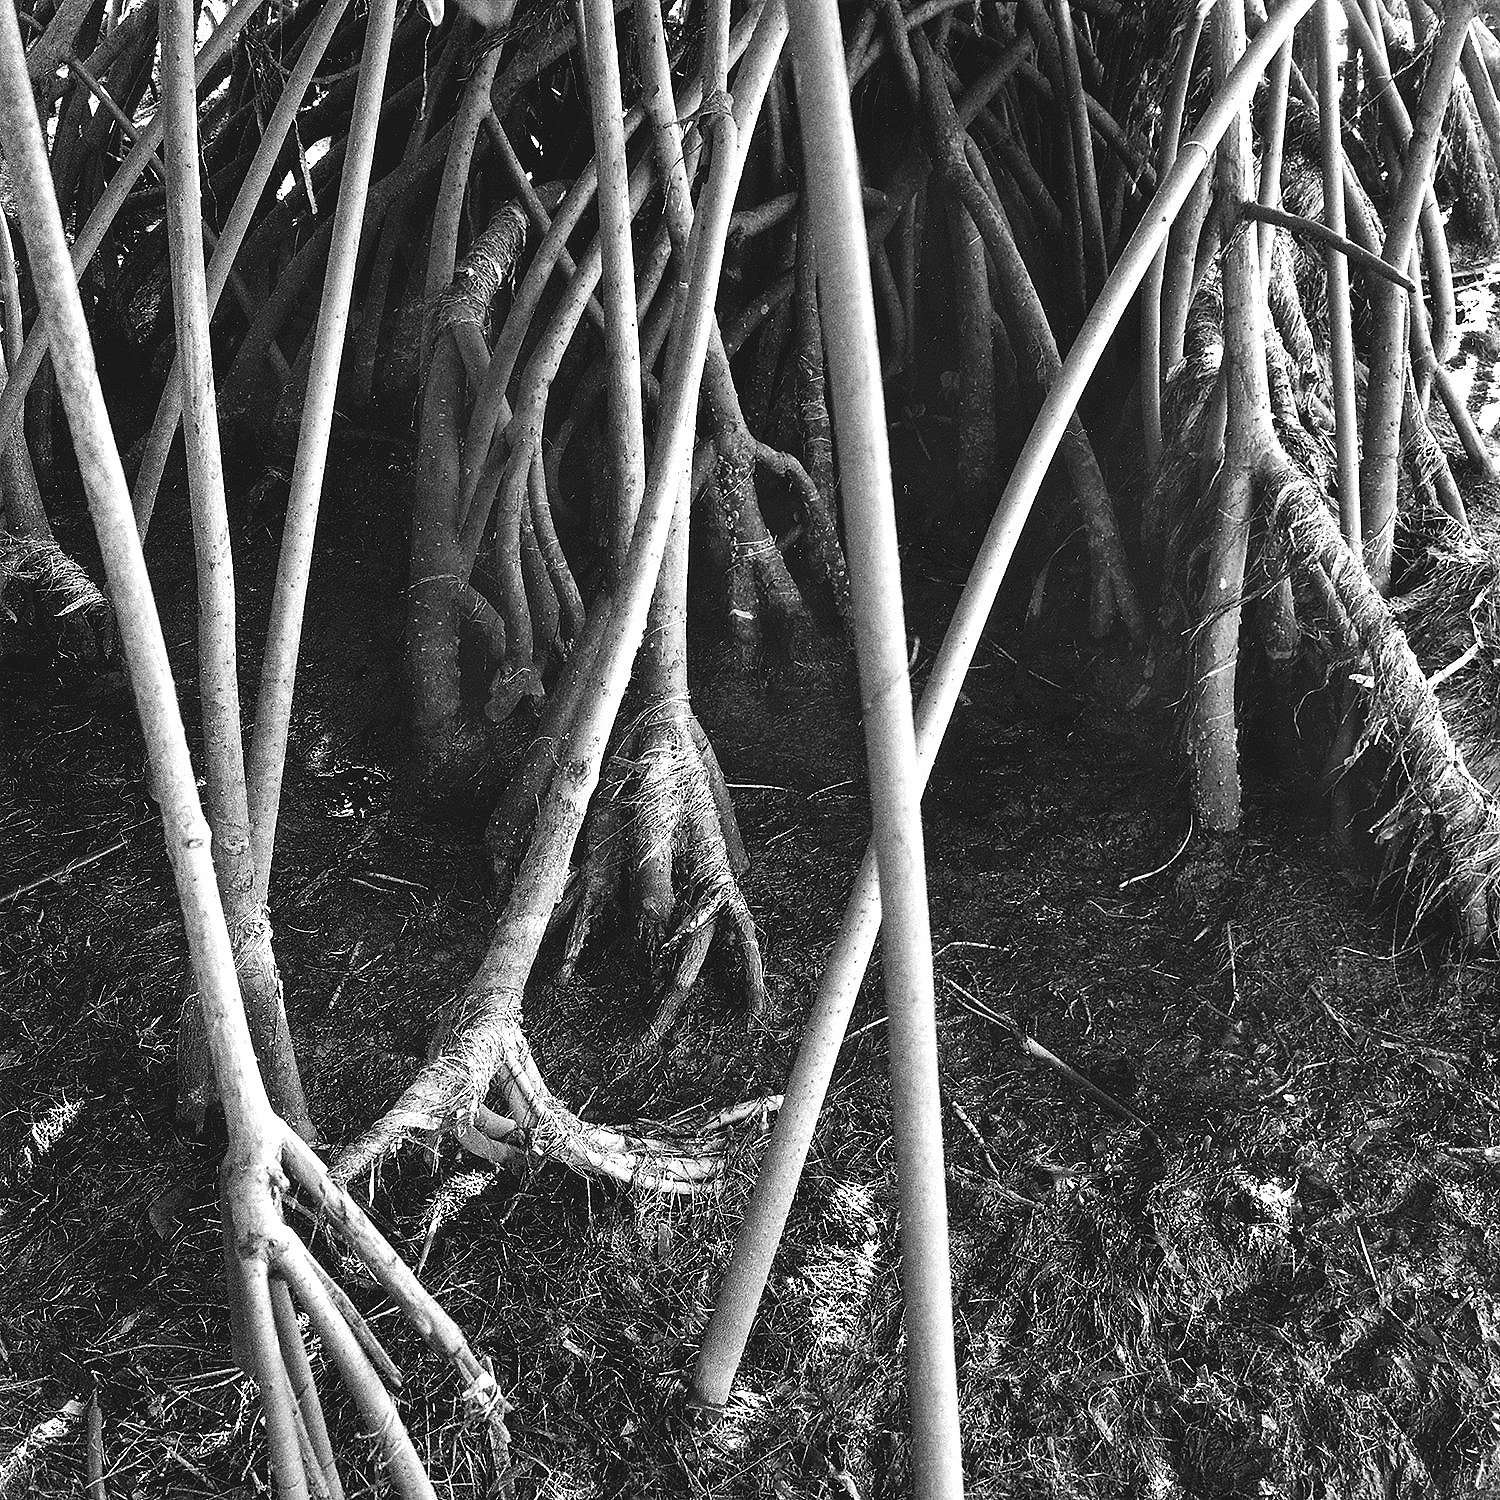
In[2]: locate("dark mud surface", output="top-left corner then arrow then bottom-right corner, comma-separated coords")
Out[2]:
5,430 -> 1500,1498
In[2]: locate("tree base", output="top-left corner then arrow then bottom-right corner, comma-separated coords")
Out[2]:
541,698 -> 765,1048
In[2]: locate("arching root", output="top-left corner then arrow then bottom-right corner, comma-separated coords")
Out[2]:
222,1117 -> 512,1499
333,685 -> 774,1197
327,977 -> 778,1195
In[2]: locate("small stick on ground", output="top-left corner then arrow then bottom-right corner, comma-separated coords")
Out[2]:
943,976 -> 1158,1140
0,836 -> 126,904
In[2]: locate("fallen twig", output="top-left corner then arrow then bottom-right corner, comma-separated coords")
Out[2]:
942,975 -> 1158,1140
0,836 -> 126,904
1119,815 -> 1194,888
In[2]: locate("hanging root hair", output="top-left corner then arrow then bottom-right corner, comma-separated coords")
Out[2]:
1275,471 -> 1500,946
430,200 -> 530,345
0,531 -> 109,631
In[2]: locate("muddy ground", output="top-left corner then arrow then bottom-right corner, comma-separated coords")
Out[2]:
5,409 -> 1500,1500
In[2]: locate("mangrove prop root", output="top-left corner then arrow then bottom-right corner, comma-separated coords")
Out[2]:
552,700 -> 766,1048
0,11 -> 504,1487
1276,476 -> 1500,944
332,5 -> 789,1195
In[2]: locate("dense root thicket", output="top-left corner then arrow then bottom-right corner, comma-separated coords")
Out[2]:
16,0 -> 1500,1487
322,0 -> 1185,1218
1135,0 -> 1500,956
